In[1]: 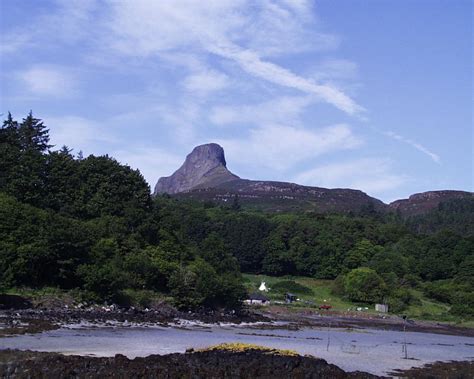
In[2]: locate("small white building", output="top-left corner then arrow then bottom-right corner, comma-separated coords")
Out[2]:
375,303 -> 389,313
259,281 -> 268,292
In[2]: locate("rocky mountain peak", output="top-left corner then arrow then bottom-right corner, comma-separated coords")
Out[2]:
154,143 -> 239,195
186,143 -> 227,167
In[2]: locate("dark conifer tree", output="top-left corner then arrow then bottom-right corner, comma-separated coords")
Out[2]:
18,111 -> 52,152
1,112 -> 19,144
0,112 -> 21,190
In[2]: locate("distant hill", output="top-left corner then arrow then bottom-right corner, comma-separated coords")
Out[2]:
154,143 -> 473,215
404,197 -> 474,236
389,190 -> 473,217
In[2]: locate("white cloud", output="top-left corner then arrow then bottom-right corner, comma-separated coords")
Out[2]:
18,66 -> 76,96
1,0 -> 97,54
384,131 -> 440,163
294,158 -> 407,195
112,147 -> 183,188
182,69 -> 229,94
46,116 -> 116,151
219,123 -> 362,171
0,33 -> 31,55
310,58 -> 359,82
208,44 -> 364,115
242,1 -> 339,56
105,0 -> 362,115
210,96 -> 314,126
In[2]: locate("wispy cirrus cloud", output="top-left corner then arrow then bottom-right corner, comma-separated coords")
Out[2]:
208,43 -> 364,115
105,0 -> 363,115
383,131 -> 440,163
1,0 -> 98,54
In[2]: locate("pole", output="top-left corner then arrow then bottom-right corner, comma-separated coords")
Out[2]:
403,316 -> 408,359
326,321 -> 331,351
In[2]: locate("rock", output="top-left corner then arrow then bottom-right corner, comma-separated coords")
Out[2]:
0,295 -> 32,310
154,143 -> 239,195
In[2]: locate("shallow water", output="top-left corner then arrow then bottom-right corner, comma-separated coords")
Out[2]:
2,323 -> 473,376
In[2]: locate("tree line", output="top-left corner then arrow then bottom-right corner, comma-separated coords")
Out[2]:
0,113 -> 472,315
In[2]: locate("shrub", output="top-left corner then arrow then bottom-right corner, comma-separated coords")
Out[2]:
450,292 -> 474,317
387,288 -> 416,313
343,268 -> 387,304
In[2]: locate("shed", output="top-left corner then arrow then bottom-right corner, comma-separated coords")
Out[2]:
375,304 -> 389,313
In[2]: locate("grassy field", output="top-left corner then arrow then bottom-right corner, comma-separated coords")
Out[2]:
243,274 -> 357,311
243,274 -> 473,326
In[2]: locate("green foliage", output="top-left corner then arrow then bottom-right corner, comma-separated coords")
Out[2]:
169,260 -> 215,310
169,259 -> 246,310
271,280 -> 313,295
450,292 -> 474,317
343,268 -> 387,304
343,239 -> 383,271
0,112 -> 472,314
77,260 -> 127,302
406,197 -> 474,236
331,275 -> 346,297
124,246 -> 177,291
387,288 -> 418,313
456,255 -> 474,286
420,279 -> 474,317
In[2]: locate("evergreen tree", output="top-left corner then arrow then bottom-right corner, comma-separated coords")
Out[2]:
18,111 -> 52,153
1,112 -> 19,145
0,112 -> 21,190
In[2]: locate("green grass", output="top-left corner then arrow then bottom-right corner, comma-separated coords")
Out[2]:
243,274 -> 358,311
403,291 -> 474,327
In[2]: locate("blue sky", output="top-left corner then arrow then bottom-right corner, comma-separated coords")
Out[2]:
0,0 -> 472,202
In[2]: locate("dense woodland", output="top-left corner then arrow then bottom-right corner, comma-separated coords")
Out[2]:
1,113 -> 473,315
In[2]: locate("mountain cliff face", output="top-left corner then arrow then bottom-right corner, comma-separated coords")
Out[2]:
154,143 -> 239,195
154,143 -> 472,214
389,190 -> 473,217
154,143 -> 384,213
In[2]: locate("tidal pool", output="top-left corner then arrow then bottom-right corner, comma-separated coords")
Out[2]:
2,322 -> 473,376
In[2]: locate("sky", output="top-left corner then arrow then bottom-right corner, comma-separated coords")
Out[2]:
0,0 -> 472,203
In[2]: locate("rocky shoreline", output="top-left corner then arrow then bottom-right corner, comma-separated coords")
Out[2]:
2,294 -> 474,378
1,348 -> 473,378
2,292 -> 473,338
0,307 -> 268,338
0,348 -> 380,378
